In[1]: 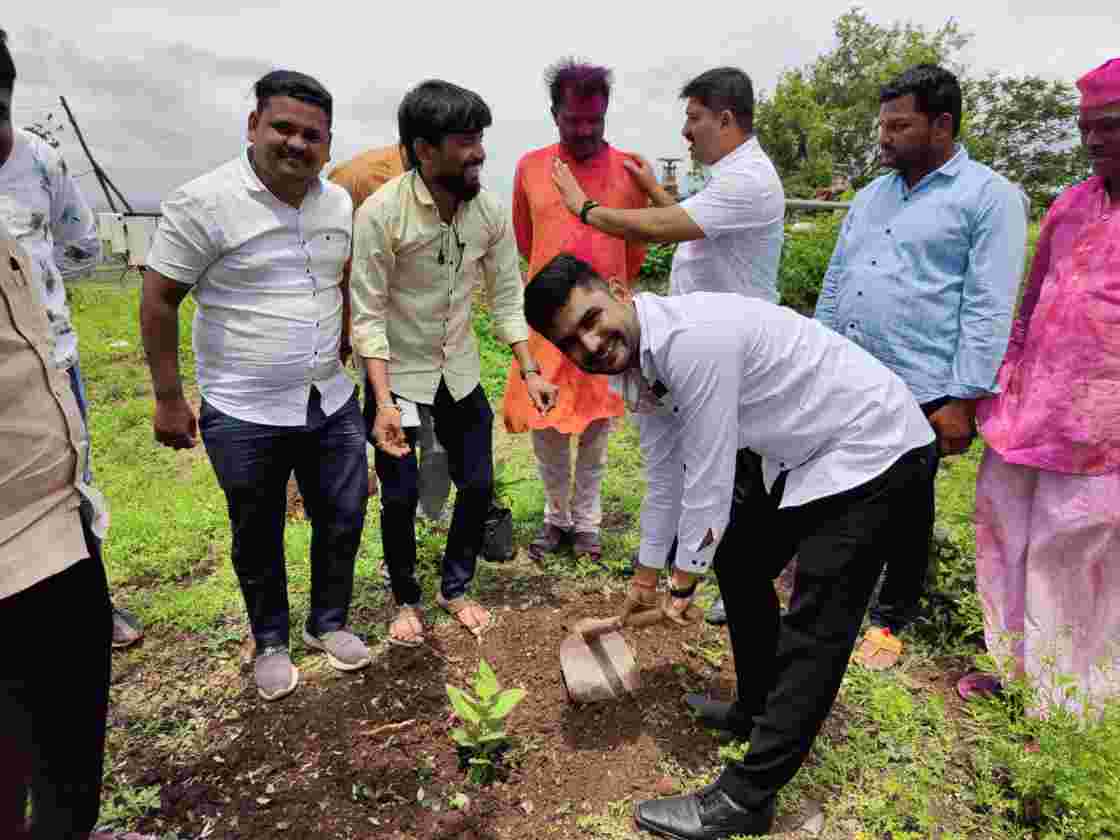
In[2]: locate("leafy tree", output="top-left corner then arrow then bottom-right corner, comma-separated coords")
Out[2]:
962,74 -> 1087,209
23,112 -> 65,149
755,9 -> 1089,208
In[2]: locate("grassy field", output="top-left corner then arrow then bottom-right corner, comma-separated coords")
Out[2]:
73,265 -> 1118,839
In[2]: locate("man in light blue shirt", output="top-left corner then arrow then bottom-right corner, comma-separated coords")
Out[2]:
815,65 -> 1027,666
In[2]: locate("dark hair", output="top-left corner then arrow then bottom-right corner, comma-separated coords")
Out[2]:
524,254 -> 608,335
880,64 -> 962,138
398,79 -> 492,168
254,70 -> 333,125
680,67 -> 754,132
545,58 -> 612,112
0,29 -> 16,92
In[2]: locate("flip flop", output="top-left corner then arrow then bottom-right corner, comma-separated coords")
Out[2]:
852,626 -> 903,670
956,671 -> 1003,701
387,606 -> 425,648
436,593 -> 493,638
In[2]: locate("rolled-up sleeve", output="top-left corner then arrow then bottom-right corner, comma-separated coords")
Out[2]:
949,179 -> 1028,399
659,328 -> 743,573
146,190 -> 219,286
482,212 -> 529,346
349,200 -> 393,361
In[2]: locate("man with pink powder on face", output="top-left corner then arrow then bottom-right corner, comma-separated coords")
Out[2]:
959,57 -> 1120,716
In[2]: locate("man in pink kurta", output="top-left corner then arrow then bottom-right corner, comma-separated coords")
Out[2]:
502,60 -> 648,563
965,57 -> 1120,714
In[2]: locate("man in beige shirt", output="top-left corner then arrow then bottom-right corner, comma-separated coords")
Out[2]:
351,80 -> 556,646
329,143 -> 452,527
0,224 -> 114,838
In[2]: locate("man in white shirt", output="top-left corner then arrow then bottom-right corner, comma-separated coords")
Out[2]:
0,28 -> 144,650
141,70 -> 371,702
550,66 -> 786,623
525,254 -> 935,839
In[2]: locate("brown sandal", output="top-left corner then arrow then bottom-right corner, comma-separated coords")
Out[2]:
387,606 -> 425,648
436,593 -> 493,638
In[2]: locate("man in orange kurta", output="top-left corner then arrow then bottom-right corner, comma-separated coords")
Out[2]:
329,144 -> 452,525
503,60 -> 648,562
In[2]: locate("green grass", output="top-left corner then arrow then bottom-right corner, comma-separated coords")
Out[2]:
71,266 -> 1119,839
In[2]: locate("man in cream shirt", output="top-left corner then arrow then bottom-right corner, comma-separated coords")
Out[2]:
350,80 -> 555,648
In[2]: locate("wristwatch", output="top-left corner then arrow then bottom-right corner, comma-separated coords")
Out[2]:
579,200 -> 600,224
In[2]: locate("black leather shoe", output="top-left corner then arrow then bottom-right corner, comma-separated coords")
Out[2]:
685,694 -> 752,737
634,784 -> 775,839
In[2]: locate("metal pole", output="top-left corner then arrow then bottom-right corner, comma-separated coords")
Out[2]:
58,96 -> 134,214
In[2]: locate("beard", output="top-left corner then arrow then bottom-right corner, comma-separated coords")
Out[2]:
434,172 -> 482,202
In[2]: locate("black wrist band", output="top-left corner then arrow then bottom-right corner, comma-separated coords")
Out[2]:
579,200 -> 599,224
669,580 -> 698,599
519,365 -> 540,380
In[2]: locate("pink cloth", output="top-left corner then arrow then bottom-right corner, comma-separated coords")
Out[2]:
975,447 -> 1120,715
1077,57 -> 1120,110
977,176 -> 1120,475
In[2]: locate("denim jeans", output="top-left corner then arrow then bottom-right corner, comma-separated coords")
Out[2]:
66,357 -> 92,484
200,388 -> 368,649
364,379 -> 493,606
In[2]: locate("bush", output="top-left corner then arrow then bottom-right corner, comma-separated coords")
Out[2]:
777,214 -> 844,314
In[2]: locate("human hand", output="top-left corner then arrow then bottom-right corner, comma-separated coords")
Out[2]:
620,566 -> 660,624
153,395 -> 198,450
373,405 -> 411,457
928,399 -> 976,456
551,158 -> 587,216
663,571 -> 699,626
525,372 -> 558,415
623,155 -> 659,194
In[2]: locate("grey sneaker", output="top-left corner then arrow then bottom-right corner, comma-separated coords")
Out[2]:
302,628 -> 371,672
111,605 -> 144,649
254,646 -> 299,701
705,597 -> 728,626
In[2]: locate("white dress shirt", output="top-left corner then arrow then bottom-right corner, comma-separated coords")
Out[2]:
147,149 -> 355,426
671,136 -> 785,301
629,293 -> 934,573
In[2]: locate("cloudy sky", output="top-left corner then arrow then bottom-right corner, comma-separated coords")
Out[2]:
5,1 -> 1117,211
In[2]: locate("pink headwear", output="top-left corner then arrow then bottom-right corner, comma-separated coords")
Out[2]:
1076,58 -> 1120,110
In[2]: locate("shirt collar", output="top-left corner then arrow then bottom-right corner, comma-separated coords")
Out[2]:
710,136 -> 758,176
239,146 -> 323,200
408,169 -> 437,207
894,144 -> 968,192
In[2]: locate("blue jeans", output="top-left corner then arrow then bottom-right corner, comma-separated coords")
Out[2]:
66,358 -> 92,484
200,388 -> 368,649
364,379 -> 493,606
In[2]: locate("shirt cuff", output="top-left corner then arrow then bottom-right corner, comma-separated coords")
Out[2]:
637,540 -> 674,570
352,331 -> 390,361
493,319 -> 530,346
947,382 -> 997,400
674,539 -> 718,575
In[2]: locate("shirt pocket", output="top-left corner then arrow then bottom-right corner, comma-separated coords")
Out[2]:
308,229 -> 351,276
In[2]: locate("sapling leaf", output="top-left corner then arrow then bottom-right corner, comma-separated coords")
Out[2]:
490,687 -> 526,718
450,727 -> 475,747
446,685 -> 483,725
475,658 -> 500,701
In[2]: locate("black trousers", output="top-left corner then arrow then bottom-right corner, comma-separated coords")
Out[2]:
364,379 -> 494,606
712,444 -> 937,810
200,388 -> 368,649
866,398 -> 944,632
0,512 -> 111,839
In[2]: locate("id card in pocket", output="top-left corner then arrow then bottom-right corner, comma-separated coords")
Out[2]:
395,397 -> 421,428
